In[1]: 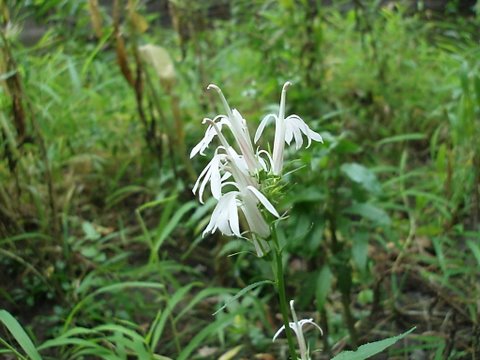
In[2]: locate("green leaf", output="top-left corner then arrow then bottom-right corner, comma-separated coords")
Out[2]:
64,282 -> 164,331
352,232 -> 369,272
177,310 -> 243,360
467,240 -> 480,266
344,203 -> 391,226
213,280 -> 273,315
148,283 -> 199,350
341,163 -> 381,194
376,133 -> 426,147
331,327 -> 416,360
82,222 -> 101,240
0,310 -> 42,360
315,265 -> 332,310
154,201 -> 196,254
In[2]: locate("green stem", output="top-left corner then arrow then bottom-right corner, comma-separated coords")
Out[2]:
272,227 -> 298,359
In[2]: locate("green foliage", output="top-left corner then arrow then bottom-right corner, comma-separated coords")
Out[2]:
1,0 -> 479,358
331,328 -> 416,360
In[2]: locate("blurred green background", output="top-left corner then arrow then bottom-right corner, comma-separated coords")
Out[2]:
0,0 -> 479,359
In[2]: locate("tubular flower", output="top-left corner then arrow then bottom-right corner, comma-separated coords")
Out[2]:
203,185 -> 279,239
205,84 -> 261,174
191,85 -> 280,256
272,300 -> 323,360
254,82 -> 323,175
191,82 -> 322,256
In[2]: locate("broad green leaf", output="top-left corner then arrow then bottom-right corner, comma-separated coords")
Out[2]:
352,232 -> 369,272
331,327 -> 416,360
344,203 -> 391,226
341,163 -> 381,194
316,265 -> 332,310
82,222 -> 101,240
0,310 -> 42,360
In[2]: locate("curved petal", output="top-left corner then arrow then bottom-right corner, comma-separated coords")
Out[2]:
204,192 -> 238,237
257,149 -> 274,172
192,160 -> 212,195
307,129 -> 323,145
190,124 -> 217,158
228,196 -> 241,237
246,186 -> 279,217
298,319 -> 323,336
210,156 -> 222,200
272,325 -> 286,342
196,163 -> 213,203
254,114 -> 276,143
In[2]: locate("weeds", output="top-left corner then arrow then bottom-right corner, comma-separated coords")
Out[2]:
1,0 -> 479,358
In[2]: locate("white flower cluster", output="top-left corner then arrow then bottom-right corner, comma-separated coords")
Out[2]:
191,82 -> 322,256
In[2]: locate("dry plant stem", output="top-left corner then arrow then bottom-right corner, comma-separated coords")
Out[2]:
272,227 -> 298,359
0,28 -> 59,237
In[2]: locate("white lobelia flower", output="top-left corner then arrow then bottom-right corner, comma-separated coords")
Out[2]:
207,84 -> 260,174
202,184 -> 279,257
273,300 -> 323,360
203,185 -> 279,238
254,82 -> 323,176
191,91 -> 280,256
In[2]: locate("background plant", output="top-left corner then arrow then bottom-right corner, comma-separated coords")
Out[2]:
1,0 -> 479,358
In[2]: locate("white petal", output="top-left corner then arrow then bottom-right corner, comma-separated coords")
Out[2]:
210,157 -> 222,199
241,196 -> 270,238
220,171 -> 231,182
272,325 -> 286,342
246,186 -> 279,217
204,193 -> 236,237
298,319 -> 323,336
254,114 -> 276,143
198,164 -> 213,204
192,160 -> 211,195
190,140 -> 204,158
284,123 -> 294,145
257,149 -> 274,172
308,129 -> 323,143
292,125 -> 304,150
228,197 -> 241,237
190,124 -> 217,158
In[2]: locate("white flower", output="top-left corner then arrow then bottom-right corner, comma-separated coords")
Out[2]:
255,82 -> 323,175
191,83 -> 283,257
203,185 -> 279,238
203,84 -> 261,174
190,116 -> 229,158
273,300 -> 323,360
192,148 -> 229,203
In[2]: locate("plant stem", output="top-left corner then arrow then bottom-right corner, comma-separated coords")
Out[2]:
272,227 -> 298,359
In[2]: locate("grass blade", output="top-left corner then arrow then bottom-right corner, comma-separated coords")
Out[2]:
0,310 -> 42,360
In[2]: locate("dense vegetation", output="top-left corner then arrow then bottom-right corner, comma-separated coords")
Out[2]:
1,0 -> 479,359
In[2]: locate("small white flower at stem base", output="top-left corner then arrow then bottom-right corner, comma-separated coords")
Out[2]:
272,300 -> 323,360
254,82 -> 323,176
